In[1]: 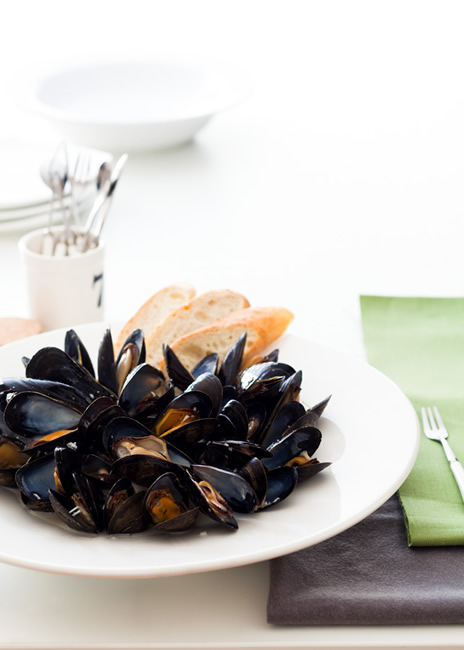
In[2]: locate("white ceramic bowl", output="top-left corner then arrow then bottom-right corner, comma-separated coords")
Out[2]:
28,59 -> 251,152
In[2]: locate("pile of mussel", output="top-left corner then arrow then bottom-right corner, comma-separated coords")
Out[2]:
0,328 -> 331,535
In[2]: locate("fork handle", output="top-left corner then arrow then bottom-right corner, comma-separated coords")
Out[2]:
450,459 -> 464,502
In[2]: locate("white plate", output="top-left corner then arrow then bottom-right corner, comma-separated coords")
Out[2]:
0,323 -> 419,578
27,59 -> 252,152
0,140 -> 66,210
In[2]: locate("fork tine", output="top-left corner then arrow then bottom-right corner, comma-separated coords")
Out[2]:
421,407 -> 430,433
433,406 -> 446,430
427,406 -> 438,430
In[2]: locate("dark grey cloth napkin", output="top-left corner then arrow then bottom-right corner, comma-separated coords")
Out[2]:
267,495 -> 464,625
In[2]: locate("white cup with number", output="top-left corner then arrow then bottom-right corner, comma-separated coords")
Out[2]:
18,227 -> 105,331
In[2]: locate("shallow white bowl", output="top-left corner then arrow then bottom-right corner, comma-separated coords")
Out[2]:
28,59 -> 251,152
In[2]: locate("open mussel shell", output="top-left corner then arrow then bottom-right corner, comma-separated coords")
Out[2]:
4,391 -> 82,452
15,454 -> 56,511
0,378 -> 90,412
0,437 -> 29,487
105,479 -> 150,535
217,399 -> 249,440
114,329 -> 146,392
112,452 -> 184,488
239,457 -> 268,508
26,347 -> 113,401
262,426 -> 322,471
143,472 -> 199,533
49,489 -> 97,533
103,416 -> 166,457
160,417 -> 218,461
260,400 -> 306,448
185,373 -> 223,417
256,370 -> 303,444
64,329 -> 95,378
185,469 -> 237,529
4,391 -> 82,437
191,464 -> 258,514
54,445 -> 81,494
79,397 -> 125,452
237,361 -> 295,395
152,390 -> 213,436
119,363 -> 172,418
294,459 -> 332,482
48,471 -> 106,534
201,439 -> 271,471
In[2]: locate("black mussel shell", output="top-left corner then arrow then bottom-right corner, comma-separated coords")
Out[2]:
185,373 -> 223,418
218,332 -> 247,387
119,363 -> 168,418
184,469 -> 237,529
286,396 -> 332,434
0,438 -> 29,487
103,416 -> 163,456
106,489 -> 150,535
97,328 -> 118,395
15,454 -> 56,511
262,426 -> 322,471
163,345 -> 194,391
217,399 -> 248,440
112,453 -> 184,487
258,370 -> 303,443
4,391 -> 82,437
79,398 -> 125,452
260,400 -> 306,448
239,457 -> 268,508
64,329 -> 95,377
191,464 -> 258,514
104,477 -> 134,523
143,472 -> 198,532
262,466 -> 298,508
0,378 -> 90,412
160,417 -> 218,461
295,459 -> 332,482
201,439 -> 270,471
26,347 -> 113,401
192,353 -> 218,378
244,400 -> 267,443
237,361 -> 295,394
152,390 -> 213,436
114,329 -> 146,391
54,445 -> 81,494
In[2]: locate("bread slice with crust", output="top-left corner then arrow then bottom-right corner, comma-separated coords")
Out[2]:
115,283 -> 196,352
169,306 -> 294,372
145,289 -> 250,369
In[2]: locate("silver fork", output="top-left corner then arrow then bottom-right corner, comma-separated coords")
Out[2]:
421,406 -> 464,501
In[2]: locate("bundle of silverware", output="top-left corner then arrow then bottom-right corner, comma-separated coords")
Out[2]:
39,142 -> 128,256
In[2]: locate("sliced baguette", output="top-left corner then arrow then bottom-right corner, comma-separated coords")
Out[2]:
115,283 -> 196,352
145,289 -> 250,368
169,306 -> 294,372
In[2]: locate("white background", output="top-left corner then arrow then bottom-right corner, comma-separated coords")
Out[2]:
1,0 -> 464,352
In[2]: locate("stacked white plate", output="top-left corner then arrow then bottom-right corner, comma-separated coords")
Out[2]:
0,140 -> 93,231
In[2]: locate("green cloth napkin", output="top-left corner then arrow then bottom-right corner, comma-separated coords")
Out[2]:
360,296 -> 464,546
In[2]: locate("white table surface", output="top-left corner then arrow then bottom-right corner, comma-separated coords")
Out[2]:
1,1 -> 464,648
